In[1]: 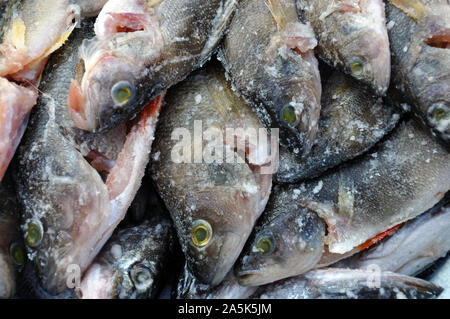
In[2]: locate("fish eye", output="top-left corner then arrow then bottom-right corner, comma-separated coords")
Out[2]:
255,234 -> 275,255
280,104 -> 300,127
429,104 -> 449,123
25,220 -> 44,248
350,58 -> 364,78
111,81 -> 135,107
191,219 -> 212,247
9,242 -> 25,266
130,265 -> 153,289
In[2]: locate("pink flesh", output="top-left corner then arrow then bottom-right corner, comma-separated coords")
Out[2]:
282,22 -> 318,53
77,94 -> 164,298
79,263 -> 114,299
0,78 -> 38,181
94,0 -> 159,39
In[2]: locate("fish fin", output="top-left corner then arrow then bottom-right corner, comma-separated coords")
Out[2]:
388,0 -> 430,21
41,23 -> 77,58
319,0 -> 361,20
3,17 -> 26,48
144,0 -> 164,8
265,0 -> 298,30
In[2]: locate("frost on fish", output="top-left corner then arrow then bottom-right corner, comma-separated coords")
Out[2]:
0,0 -> 79,78
150,63 -> 277,286
14,19 -> 163,295
234,184 -> 326,286
276,71 -> 401,184
79,214 -> 175,299
68,0 -> 239,132
219,0 -> 322,156
0,177 -> 24,299
251,268 -> 442,299
296,0 -> 391,94
386,0 -> 450,144
335,203 -> 450,276
176,265 -> 257,299
0,77 -> 37,182
287,120 -> 450,261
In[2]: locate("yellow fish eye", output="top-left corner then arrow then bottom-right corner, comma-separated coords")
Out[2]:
255,235 -> 275,255
111,81 -> 135,107
25,220 -> 44,248
280,104 -> 300,127
10,242 -> 25,266
350,59 -> 364,77
433,107 -> 449,122
191,220 -> 212,247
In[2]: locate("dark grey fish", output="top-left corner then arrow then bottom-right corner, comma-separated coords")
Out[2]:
176,266 -> 257,299
14,18 -> 163,296
235,190 -> 326,287
251,268 -> 443,299
335,203 -> 450,276
385,0 -> 450,144
219,0 -> 322,155
296,0 -> 391,94
0,177 -> 25,299
68,0 -> 238,132
276,71 -> 401,184
150,63 -> 276,286
236,120 -> 450,286
79,213 -> 175,299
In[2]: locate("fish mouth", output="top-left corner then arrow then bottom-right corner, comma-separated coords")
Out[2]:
235,269 -> 264,286
201,231 -> 242,286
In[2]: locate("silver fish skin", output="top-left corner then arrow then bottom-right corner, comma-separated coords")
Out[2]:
79,214 -> 175,299
251,268 -> 443,299
292,120 -> 450,257
276,71 -> 401,184
68,0 -> 238,132
235,190 -> 326,287
335,204 -> 450,276
219,0 -> 322,156
238,120 -> 449,286
296,0 -> 391,94
150,63 -> 275,286
176,266 -> 257,299
14,19 -> 163,296
385,0 -> 450,144
0,178 -> 24,299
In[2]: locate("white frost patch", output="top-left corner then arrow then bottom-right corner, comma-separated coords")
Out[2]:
312,181 -> 323,194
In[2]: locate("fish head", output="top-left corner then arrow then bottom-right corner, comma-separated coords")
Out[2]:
68,34 -> 160,132
235,207 -> 325,286
336,6 -> 391,94
179,186 -> 259,287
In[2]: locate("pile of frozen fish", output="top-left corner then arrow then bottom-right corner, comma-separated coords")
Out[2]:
0,0 -> 449,299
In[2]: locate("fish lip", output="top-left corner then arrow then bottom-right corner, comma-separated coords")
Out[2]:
208,231 -> 243,286
235,269 -> 264,286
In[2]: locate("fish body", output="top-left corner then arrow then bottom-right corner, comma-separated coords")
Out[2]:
428,253 -> 450,299
14,19 -> 163,295
220,0 -> 322,155
0,178 -> 24,299
0,0 -> 79,79
68,0 -> 238,132
79,213 -> 175,299
150,63 -> 275,286
386,0 -> 450,143
236,120 -> 449,286
296,0 -> 391,94
251,268 -> 442,299
276,71 -> 401,184
335,204 -> 450,276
